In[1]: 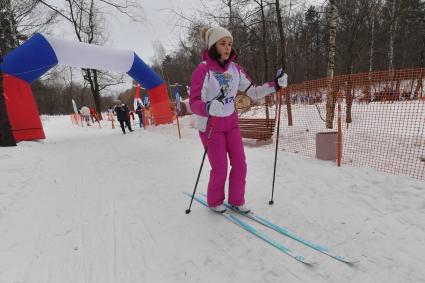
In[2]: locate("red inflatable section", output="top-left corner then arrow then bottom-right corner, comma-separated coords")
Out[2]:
147,83 -> 174,124
2,74 -> 45,141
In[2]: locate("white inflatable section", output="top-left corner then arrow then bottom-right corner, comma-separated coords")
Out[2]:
42,34 -> 134,73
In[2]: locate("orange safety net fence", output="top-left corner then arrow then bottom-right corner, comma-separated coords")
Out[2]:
277,68 -> 425,180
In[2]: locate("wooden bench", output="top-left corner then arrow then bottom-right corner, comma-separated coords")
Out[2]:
238,118 -> 276,141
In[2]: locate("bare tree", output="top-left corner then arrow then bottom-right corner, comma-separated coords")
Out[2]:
37,0 -> 142,113
155,0 -> 424,119
0,0 -> 17,146
274,0 -> 292,126
0,0 -> 62,146
10,0 -> 57,37
337,0 -> 371,124
386,0 -> 401,70
367,0 -> 383,73
152,40 -> 167,80
325,0 -> 338,129
251,0 -> 273,118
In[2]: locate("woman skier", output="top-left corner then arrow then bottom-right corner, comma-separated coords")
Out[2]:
189,26 -> 287,213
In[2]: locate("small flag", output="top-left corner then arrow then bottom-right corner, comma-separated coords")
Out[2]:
72,99 -> 78,114
173,85 -> 181,113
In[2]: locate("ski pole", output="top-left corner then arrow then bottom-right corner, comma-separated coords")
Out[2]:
269,86 -> 283,205
186,89 -> 226,214
185,116 -> 216,214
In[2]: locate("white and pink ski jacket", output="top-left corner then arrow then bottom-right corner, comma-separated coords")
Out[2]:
189,51 -> 277,132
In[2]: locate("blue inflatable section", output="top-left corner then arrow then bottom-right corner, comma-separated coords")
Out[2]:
1,33 -> 58,83
127,53 -> 163,89
0,33 -> 164,91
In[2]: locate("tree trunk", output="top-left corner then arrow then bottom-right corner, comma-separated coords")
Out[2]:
0,0 -> 18,50
413,32 -> 425,100
388,0 -> 395,70
259,0 -> 270,119
227,0 -> 233,29
388,0 -> 400,71
421,31 -> 425,68
85,69 -> 101,114
367,2 -> 381,103
325,0 -> 338,129
0,1 -> 17,146
259,0 -> 269,81
66,0 -> 103,114
369,18 -> 375,73
315,23 -> 320,78
345,76 -> 353,124
0,67 -> 17,146
275,0 -> 292,126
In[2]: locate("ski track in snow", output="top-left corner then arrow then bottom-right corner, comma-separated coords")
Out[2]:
0,115 -> 424,283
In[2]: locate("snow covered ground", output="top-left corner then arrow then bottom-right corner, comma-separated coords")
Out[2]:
1,115 -> 424,283
242,101 -> 425,179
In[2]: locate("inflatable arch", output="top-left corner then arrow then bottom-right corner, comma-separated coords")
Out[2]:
0,33 -> 173,141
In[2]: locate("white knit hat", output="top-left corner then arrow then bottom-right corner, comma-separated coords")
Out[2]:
200,26 -> 233,50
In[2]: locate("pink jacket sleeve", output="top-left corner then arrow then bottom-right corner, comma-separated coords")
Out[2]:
189,63 -> 209,117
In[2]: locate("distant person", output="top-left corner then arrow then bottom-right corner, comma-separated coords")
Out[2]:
114,102 -> 134,134
89,107 -> 98,123
107,106 -> 114,121
80,106 -> 91,126
144,104 -> 152,125
135,104 -> 144,128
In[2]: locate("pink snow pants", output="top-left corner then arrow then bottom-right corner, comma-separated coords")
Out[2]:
199,113 -> 247,207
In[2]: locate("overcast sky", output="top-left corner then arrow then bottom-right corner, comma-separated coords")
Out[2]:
107,0 -> 204,64
46,0 -> 325,93
45,0 -> 204,92
50,0 -> 203,65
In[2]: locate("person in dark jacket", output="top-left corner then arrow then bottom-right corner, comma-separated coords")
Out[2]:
114,102 -> 134,134
135,104 -> 144,129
